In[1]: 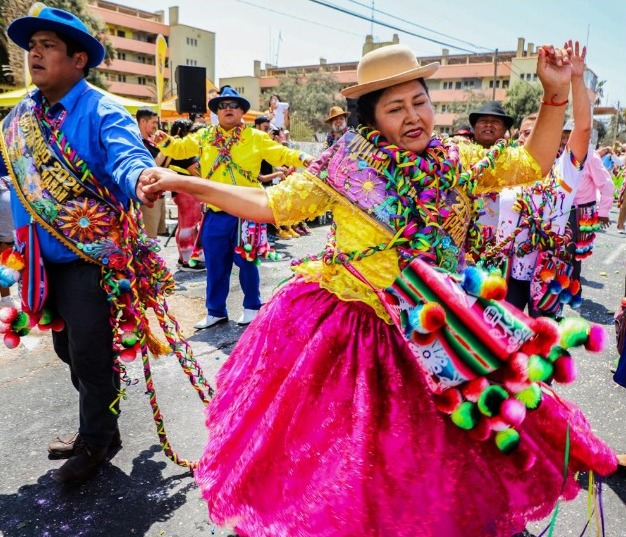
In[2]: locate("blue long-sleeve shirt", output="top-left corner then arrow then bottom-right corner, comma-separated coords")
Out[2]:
0,78 -> 155,262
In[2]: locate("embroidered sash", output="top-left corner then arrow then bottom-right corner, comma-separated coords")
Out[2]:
1,98 -> 133,269
0,95 -> 214,470
306,130 -> 472,270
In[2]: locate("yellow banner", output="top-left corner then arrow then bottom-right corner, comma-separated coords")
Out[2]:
155,34 -> 167,111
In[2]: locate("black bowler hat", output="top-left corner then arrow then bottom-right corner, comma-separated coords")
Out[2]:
469,101 -> 514,130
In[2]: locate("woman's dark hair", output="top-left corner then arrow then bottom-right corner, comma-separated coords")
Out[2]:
57,33 -> 91,77
170,118 -> 193,138
356,77 -> 429,128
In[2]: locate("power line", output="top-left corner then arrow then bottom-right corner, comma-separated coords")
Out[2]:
235,0 -> 364,38
344,0 -> 492,52
306,0 -> 479,54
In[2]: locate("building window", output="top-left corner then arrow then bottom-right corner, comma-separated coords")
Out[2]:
502,80 -> 509,89
117,75 -> 126,83
454,81 -> 461,90
185,59 -> 198,66
532,74 -> 538,82
489,80 -> 501,89
138,77 -> 147,85
186,37 -> 198,47
116,30 -> 125,38
443,81 -> 453,90
117,52 -> 126,61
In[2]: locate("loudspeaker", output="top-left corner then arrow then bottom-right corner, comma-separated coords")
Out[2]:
175,65 -> 207,114
346,98 -> 359,128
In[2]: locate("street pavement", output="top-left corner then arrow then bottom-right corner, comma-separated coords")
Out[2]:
1,210 -> 625,537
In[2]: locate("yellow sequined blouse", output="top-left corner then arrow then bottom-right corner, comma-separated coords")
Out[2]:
267,141 -> 542,323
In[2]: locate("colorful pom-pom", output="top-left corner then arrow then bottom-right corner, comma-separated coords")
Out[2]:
467,416 -> 492,442
495,428 -> 520,454
552,355 -> 578,384
546,346 -> 569,363
11,311 -> 30,331
548,280 -> 562,294
477,385 -> 508,417
48,318 -> 65,332
539,268 -> 555,283
569,280 -> 581,296
461,266 -> 485,296
481,274 -> 507,301
527,354 -> 554,382
500,397 -> 527,427
451,401 -> 479,430
461,377 -> 490,403
3,331 -> 20,349
584,323 -> 608,353
119,347 -> 137,362
408,302 -> 446,334
0,306 -> 18,324
556,273 -> 570,289
569,293 -> 583,309
433,388 -> 463,414
559,316 -> 590,348
515,383 -> 543,410
523,317 -> 559,356
507,352 -> 530,382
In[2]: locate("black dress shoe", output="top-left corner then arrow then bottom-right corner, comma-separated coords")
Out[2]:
48,429 -> 122,459
53,437 -> 108,485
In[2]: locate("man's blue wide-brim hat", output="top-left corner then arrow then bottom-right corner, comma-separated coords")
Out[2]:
208,87 -> 251,114
7,3 -> 105,68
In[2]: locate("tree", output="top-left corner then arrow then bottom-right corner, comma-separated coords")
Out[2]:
448,89 -> 491,133
269,70 -> 344,141
504,81 -> 543,129
0,0 -> 113,89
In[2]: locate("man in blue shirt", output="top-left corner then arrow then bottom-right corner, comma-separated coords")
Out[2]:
0,5 -> 163,484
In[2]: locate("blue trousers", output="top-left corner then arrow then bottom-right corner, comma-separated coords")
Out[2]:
201,211 -> 261,318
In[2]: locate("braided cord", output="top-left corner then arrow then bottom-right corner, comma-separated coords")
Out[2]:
36,99 -> 213,468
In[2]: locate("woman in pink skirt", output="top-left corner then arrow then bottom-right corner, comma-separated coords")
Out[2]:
145,43 -> 616,537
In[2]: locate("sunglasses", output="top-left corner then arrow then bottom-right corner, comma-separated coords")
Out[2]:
217,101 -> 241,110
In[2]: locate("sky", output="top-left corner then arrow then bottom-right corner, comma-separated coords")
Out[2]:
120,0 -> 626,109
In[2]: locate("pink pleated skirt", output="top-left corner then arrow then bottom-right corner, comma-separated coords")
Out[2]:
195,278 -> 616,537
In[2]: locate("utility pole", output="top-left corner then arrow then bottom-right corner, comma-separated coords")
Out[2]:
492,48 -> 498,100
614,101 -> 621,144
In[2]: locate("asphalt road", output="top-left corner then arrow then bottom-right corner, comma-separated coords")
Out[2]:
0,210 -> 625,537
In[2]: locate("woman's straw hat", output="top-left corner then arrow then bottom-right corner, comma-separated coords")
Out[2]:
341,44 -> 439,99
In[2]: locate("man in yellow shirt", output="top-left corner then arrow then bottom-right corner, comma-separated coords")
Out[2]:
155,87 -> 312,328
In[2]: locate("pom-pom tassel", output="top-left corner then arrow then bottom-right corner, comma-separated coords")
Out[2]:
585,323 -> 609,353
408,302 -> 446,334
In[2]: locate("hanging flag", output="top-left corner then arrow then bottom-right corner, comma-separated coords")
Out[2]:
155,34 -> 168,112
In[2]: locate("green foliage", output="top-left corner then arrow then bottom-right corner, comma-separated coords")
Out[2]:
448,89 -> 491,132
504,81 -> 543,129
0,0 -> 114,89
266,70 -> 344,139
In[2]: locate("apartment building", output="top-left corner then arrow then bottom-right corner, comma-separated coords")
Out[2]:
87,0 -> 215,103
221,36 -> 598,132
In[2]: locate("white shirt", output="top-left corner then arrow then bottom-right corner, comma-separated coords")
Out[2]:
496,150 -> 584,281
